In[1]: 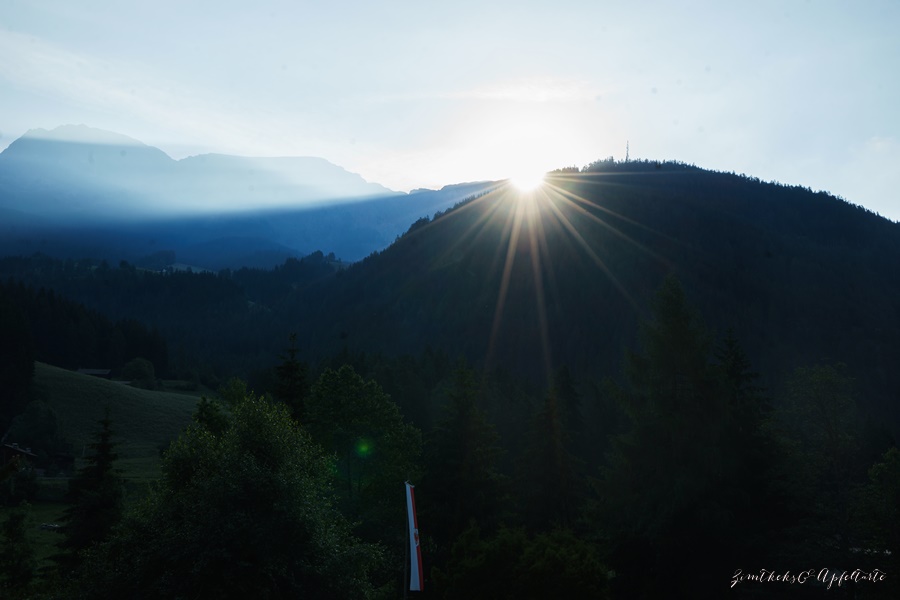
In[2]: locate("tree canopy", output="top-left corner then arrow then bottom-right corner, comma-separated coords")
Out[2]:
66,394 -> 381,600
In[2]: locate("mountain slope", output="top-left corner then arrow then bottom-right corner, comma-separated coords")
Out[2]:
287,161 -> 900,428
0,125 -> 176,219
30,362 -> 197,480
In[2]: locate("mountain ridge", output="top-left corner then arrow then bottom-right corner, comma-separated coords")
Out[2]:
0,124 -> 396,218
281,163 -> 900,433
0,125 -> 498,266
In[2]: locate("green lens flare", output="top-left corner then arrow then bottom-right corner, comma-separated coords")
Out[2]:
356,439 -> 372,457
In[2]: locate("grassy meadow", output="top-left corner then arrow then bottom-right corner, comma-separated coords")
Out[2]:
30,362 -> 200,482
2,363 -> 203,573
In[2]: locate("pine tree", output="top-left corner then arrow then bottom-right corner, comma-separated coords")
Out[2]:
274,333 -> 309,422
424,364 -> 508,549
774,363 -> 864,563
715,328 -> 767,435
599,276 -> 765,598
520,389 -> 578,530
552,366 -> 583,456
711,329 -> 782,563
56,409 -> 122,571
193,395 -> 230,435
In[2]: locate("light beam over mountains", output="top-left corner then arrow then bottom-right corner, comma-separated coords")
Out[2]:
0,124 -> 396,219
0,125 -> 497,266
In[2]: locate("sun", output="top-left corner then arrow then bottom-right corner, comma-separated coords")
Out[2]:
508,170 -> 546,192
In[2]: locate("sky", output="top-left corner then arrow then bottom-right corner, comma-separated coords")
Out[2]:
1,0 -> 898,220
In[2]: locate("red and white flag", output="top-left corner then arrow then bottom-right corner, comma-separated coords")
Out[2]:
406,481 -> 423,591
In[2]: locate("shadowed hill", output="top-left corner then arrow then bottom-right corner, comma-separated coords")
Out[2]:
29,362 -> 197,480
288,161 -> 900,431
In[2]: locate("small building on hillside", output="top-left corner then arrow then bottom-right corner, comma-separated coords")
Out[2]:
2,442 -> 38,461
77,368 -> 112,379
1,442 -> 39,476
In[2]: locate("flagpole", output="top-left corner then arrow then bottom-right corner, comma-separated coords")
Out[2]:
405,480 -> 423,594
403,480 -> 409,600
403,526 -> 409,600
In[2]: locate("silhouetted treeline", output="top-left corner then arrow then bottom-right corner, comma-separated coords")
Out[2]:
0,288 -> 34,433
15,276 -> 898,599
0,253 -> 337,382
0,279 -> 167,376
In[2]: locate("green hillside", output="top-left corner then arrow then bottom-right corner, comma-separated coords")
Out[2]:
31,362 -> 198,481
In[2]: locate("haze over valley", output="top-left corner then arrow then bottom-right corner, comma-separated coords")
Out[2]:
0,125 -> 498,267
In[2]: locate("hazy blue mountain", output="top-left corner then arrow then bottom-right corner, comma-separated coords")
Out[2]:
0,124 -> 395,219
0,125 -> 498,266
0,125 -> 175,219
174,153 -> 392,212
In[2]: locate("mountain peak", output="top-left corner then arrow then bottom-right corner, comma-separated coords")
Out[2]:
0,124 -> 402,218
21,124 -> 150,148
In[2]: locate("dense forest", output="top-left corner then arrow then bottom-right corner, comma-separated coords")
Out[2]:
1,161 -> 898,598
3,161 -> 898,430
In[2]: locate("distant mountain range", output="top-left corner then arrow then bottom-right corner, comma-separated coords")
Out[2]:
0,124 -> 395,216
0,125 -> 497,266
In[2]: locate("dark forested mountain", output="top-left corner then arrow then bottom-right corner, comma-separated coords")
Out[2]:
0,125 -> 495,266
289,160 -> 900,433
3,160 -> 898,438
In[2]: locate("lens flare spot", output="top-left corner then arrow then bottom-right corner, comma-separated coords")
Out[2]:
356,438 -> 372,458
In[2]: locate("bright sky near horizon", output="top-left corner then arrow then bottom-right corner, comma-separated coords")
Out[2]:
1,0 -> 898,220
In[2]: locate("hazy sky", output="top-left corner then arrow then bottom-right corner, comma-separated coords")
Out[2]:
1,0 -> 898,219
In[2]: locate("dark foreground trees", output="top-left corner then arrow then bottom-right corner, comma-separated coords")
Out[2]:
56,409 -> 122,573
596,276 -> 777,599
431,524 -> 609,599
306,364 -> 422,539
16,272 -> 895,598
65,395 -> 381,600
0,502 -> 36,596
422,365 -> 508,552
0,292 -> 34,435
305,365 -> 423,595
